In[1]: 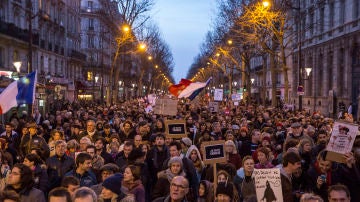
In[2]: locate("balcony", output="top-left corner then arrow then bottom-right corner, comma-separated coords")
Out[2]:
0,20 -> 39,45
70,49 -> 87,61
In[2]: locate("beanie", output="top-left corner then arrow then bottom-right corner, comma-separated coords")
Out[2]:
181,137 -> 192,147
216,182 -> 234,199
102,173 -> 123,195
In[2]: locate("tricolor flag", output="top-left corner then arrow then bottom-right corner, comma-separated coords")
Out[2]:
169,77 -> 212,100
0,71 -> 37,114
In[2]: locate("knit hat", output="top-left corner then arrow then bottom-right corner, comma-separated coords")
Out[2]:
216,182 -> 234,199
102,173 -> 123,195
168,156 -> 183,168
181,137 -> 192,147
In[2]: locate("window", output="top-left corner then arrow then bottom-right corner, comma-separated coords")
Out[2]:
329,2 -> 335,28
319,7 -> 324,34
339,0 -> 345,24
353,0 -> 359,19
87,1 -> 93,11
88,36 -> 94,48
309,11 -> 314,36
88,18 -> 94,30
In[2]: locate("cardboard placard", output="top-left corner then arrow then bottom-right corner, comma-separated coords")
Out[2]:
231,93 -> 241,101
253,168 -> 283,202
153,98 -> 178,116
208,101 -> 219,113
201,140 -> 226,164
165,120 -> 187,138
325,121 -> 359,163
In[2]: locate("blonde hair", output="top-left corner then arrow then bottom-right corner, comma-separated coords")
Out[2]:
225,140 -> 237,154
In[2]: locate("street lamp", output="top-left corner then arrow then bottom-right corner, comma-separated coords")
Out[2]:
251,78 -> 255,84
13,61 -> 22,73
95,75 -> 99,83
305,67 -> 312,78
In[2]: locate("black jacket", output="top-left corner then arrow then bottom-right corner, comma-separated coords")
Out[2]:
46,154 -> 75,190
20,134 -> 50,160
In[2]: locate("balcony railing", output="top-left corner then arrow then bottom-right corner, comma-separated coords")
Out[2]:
0,20 -> 39,44
70,49 -> 87,61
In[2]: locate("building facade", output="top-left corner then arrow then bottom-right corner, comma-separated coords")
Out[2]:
289,0 -> 360,118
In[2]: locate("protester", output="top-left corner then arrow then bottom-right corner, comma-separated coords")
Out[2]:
4,163 -> 46,202
48,187 -> 72,202
153,176 -> 189,202
61,176 -> 80,197
121,164 -> 145,202
197,180 -> 214,202
64,152 -> 97,187
99,173 -> 135,202
23,153 -> 49,193
73,187 -> 98,202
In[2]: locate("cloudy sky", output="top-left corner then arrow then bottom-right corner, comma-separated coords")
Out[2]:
152,0 -> 217,83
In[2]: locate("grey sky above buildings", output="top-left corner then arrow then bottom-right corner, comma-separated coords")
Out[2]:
152,0 -> 217,83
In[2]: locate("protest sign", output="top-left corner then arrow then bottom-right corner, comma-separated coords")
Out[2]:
153,98 -> 178,116
214,88 -> 223,101
201,140 -> 226,164
231,93 -> 241,101
253,168 -> 283,202
165,120 -> 187,138
208,101 -> 219,113
326,121 -> 358,163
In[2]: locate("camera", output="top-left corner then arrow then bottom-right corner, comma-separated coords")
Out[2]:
320,174 -> 326,183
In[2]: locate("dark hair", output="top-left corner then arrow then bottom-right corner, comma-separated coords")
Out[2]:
86,145 -> 96,151
1,151 -> 14,167
61,176 -> 80,188
48,187 -> 72,202
0,190 -> 20,202
24,153 -> 44,166
75,153 -> 92,167
283,151 -> 301,167
95,137 -> 106,145
124,141 -> 134,148
11,163 -> 34,190
257,147 -> 270,159
126,165 -> 142,181
328,184 -> 350,199
169,141 -> 182,151
317,150 -> 328,161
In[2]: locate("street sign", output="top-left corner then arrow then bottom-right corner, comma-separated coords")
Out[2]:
297,85 -> 304,95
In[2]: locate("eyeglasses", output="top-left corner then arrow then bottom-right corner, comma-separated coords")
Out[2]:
170,183 -> 188,190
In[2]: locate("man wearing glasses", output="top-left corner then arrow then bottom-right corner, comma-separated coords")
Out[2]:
153,176 -> 189,202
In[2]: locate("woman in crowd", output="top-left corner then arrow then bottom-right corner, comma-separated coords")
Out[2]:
4,163 -> 46,202
185,145 -> 205,182
152,156 -> 186,200
121,165 -> 145,202
225,140 -> 242,169
65,139 -> 80,159
254,147 -> 274,169
0,150 -> 12,191
197,180 -> 214,202
99,173 -> 135,202
23,153 -> 48,193
152,118 -> 165,134
307,150 -> 341,200
298,138 -> 314,171
238,156 -> 256,202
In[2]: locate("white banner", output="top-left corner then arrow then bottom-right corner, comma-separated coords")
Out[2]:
214,88 -> 223,101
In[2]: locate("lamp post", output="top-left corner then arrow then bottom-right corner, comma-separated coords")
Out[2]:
13,61 -> 22,80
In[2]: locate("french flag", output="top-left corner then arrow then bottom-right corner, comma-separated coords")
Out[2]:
169,77 -> 212,100
0,71 -> 37,114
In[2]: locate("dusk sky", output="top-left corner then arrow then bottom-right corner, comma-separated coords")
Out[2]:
152,0 -> 217,83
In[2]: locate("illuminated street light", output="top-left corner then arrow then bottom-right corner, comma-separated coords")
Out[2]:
262,1 -> 270,8
251,78 -> 255,84
122,25 -> 130,33
13,61 -> 22,73
95,75 -> 99,83
216,53 -> 220,57
227,40 -> 233,45
148,56 -> 152,60
305,67 -> 312,77
138,43 -> 147,51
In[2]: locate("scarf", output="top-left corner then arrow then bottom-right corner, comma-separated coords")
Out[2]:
122,179 -> 142,191
193,159 -> 203,173
164,168 -> 186,183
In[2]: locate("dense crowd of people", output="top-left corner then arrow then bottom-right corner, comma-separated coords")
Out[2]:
0,97 -> 359,202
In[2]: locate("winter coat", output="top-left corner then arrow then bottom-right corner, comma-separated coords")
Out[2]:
46,154 -> 75,189
122,180 -> 145,202
5,186 -> 46,202
20,134 -> 50,160
64,169 -> 97,187
98,192 -> 135,202
33,164 -> 49,193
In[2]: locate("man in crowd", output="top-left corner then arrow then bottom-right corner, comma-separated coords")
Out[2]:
20,122 -> 50,160
91,163 -> 119,196
80,120 -> 101,143
115,141 -> 134,171
153,176 -> 189,202
280,151 -> 302,202
47,140 -> 75,190
328,184 -> 351,202
86,145 -> 104,173
48,187 -> 72,202
61,176 -> 80,198
94,137 -> 113,164
0,122 -> 20,152
65,152 -> 97,187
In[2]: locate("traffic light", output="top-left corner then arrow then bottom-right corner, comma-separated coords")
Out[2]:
243,85 -> 247,92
